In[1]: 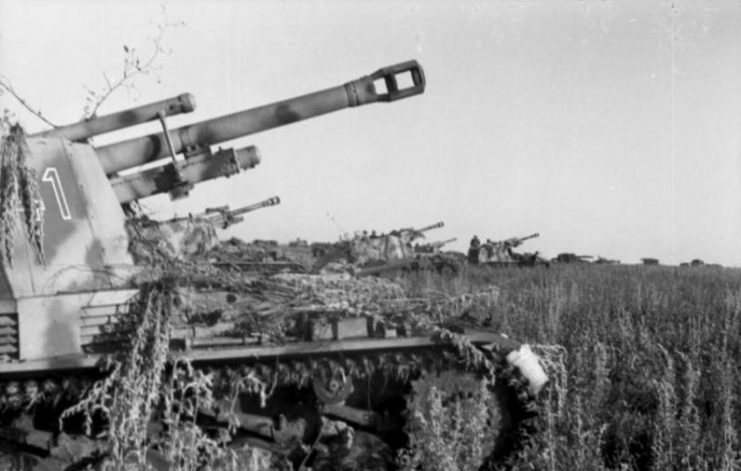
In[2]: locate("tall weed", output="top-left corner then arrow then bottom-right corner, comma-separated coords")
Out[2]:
402,265 -> 741,470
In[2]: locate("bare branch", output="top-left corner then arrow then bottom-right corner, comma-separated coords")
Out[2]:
85,7 -> 183,118
0,3 -> 183,129
0,77 -> 58,128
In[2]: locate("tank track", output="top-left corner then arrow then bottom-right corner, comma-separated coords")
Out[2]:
0,334 -> 542,470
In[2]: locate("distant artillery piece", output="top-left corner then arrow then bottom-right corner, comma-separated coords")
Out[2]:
552,253 -> 593,264
357,222 -> 465,276
314,222 -> 464,276
351,221 -> 445,264
149,196 -> 313,273
681,259 -> 722,268
680,259 -> 704,268
473,233 -> 548,267
166,196 -> 281,229
502,233 -> 540,249
132,196 -> 282,261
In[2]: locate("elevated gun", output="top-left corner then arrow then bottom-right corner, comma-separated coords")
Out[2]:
11,60 -> 426,300
504,233 -> 540,247
429,237 -> 457,249
32,93 -> 196,142
95,61 -> 425,176
393,221 -> 444,239
201,196 -> 281,229
164,196 -> 281,229
32,61 -> 425,203
414,221 -> 445,234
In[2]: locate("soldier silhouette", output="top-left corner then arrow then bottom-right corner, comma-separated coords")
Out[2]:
468,235 -> 481,264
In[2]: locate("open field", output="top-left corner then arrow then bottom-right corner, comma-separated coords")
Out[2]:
401,264 -> 741,470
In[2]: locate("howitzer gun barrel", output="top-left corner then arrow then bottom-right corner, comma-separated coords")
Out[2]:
427,237 -> 457,248
32,93 -> 196,142
415,221 -> 444,233
224,196 -> 281,217
111,146 -> 260,203
507,233 -> 539,244
160,195 -> 280,227
519,233 -> 540,242
204,195 -> 281,228
97,61 -> 425,175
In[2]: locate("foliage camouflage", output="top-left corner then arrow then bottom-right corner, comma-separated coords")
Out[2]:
0,125 -> 45,266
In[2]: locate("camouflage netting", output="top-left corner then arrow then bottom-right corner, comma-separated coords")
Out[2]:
126,216 -> 219,264
124,215 -> 498,339
261,273 -> 501,333
70,215 -> 516,470
206,237 -> 275,263
120,265 -> 501,347
0,124 -> 45,266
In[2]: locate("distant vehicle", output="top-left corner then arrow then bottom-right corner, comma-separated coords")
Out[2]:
681,259 -> 721,269
473,233 -> 547,267
315,222 -> 463,276
552,253 -> 593,264
594,256 -> 620,265
641,258 -> 660,265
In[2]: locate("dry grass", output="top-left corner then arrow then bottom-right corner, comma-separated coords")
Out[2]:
400,263 -> 741,470
0,124 -> 45,266
61,255 -> 741,470
398,376 -> 496,471
63,279 -> 270,471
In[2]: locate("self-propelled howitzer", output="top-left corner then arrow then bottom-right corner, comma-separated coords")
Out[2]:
0,61 -> 547,470
477,233 -> 545,266
505,233 -> 540,247
0,60 -> 428,358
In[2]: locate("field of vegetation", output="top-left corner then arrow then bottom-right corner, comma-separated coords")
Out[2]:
8,245 -> 740,471
401,263 -> 741,471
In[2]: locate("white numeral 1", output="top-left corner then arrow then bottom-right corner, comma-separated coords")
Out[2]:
42,167 -> 71,220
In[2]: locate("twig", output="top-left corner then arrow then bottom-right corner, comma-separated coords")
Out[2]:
0,77 -> 58,127
85,21 -> 170,118
298,421 -> 325,471
85,7 -> 183,119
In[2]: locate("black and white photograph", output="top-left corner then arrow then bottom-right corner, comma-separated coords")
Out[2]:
0,1 -> 740,469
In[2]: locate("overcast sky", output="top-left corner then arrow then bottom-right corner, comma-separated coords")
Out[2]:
1,0 -> 740,265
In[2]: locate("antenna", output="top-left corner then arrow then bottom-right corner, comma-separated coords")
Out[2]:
325,212 -> 346,237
